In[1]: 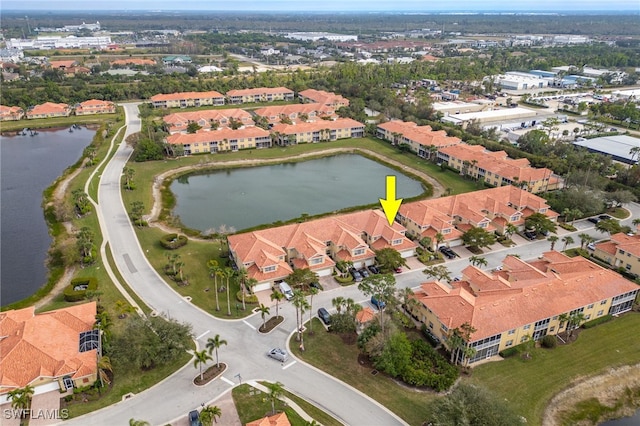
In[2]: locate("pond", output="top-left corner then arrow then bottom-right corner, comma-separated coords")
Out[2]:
170,154 -> 426,232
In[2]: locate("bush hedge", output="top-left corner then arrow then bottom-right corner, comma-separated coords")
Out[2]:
236,291 -> 258,304
334,275 -> 354,285
499,346 -> 520,358
63,277 -> 98,302
541,334 -> 557,349
582,314 -> 614,329
159,233 -> 188,250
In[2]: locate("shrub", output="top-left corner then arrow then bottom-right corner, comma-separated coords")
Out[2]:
334,275 -> 354,285
499,346 -> 520,358
582,315 -> 613,329
541,334 -> 557,349
236,290 -> 258,304
160,233 -> 188,250
63,277 -> 98,302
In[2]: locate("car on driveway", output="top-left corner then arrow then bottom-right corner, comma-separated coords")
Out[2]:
523,231 -> 537,240
189,410 -> 202,426
268,348 -> 288,362
438,246 -> 457,259
350,268 -> 363,282
310,281 -> 322,290
587,242 -> 596,250
359,268 -> 370,278
368,265 -> 380,274
317,307 -> 331,325
394,266 -> 403,273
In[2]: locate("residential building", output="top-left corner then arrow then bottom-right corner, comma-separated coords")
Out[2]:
253,103 -> 337,124
26,102 -> 71,119
409,251 -> 639,365
161,55 -> 192,65
592,233 -> 640,277
298,89 -> 350,108
166,127 -> 272,154
247,412 -> 291,426
397,186 -> 557,249
0,302 -> 98,394
437,144 -> 562,193
150,91 -> 225,109
226,87 -> 295,104
110,58 -> 156,67
0,105 -> 24,121
162,109 -> 254,134
271,118 -> 364,145
75,99 -> 116,115
228,209 -> 417,290
48,60 -> 78,70
376,121 -> 461,158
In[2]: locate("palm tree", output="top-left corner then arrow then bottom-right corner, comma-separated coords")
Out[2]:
632,218 -> 640,228
224,267 -> 234,316
259,304 -> 270,330
469,255 -> 487,268
270,290 -> 284,318
504,223 -> 518,240
97,355 -> 113,387
237,267 -> 248,311
568,312 -> 586,337
200,405 -> 222,425
194,349 -> 213,381
307,286 -> 319,335
578,233 -> 591,249
558,312 -> 570,332
570,209 -> 583,225
114,299 -> 135,319
561,236 -> 575,251
94,311 -> 113,346
265,381 -> 284,415
207,259 -> 221,311
629,146 -> 640,163
332,296 -> 345,314
129,419 -> 150,426
206,334 -> 228,368
8,385 -> 34,418
292,290 -> 310,347
547,235 -> 559,250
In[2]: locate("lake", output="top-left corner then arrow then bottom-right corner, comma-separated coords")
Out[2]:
170,154 -> 426,232
0,127 -> 95,306
600,410 -> 640,426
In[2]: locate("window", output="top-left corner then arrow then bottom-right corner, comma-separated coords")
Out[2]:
601,300 -> 607,305
508,329 -> 516,335
263,265 -> 276,273
597,310 -> 604,316
520,336 -> 528,343
588,304 -> 594,309
550,326 -> 555,332
353,248 -> 365,256
585,314 -> 591,320
310,257 -> 323,265
441,324 -> 448,332
506,340 -> 513,347
523,324 -> 531,330
429,321 -> 434,329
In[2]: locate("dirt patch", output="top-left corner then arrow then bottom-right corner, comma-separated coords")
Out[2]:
543,363 -> 640,426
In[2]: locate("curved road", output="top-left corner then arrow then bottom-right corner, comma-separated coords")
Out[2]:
62,103 -> 406,426
63,102 -> 640,425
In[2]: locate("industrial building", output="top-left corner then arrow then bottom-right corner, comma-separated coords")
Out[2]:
573,135 -> 640,166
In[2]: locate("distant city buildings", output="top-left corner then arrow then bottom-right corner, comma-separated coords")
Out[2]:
286,32 -> 357,42
7,36 -> 112,50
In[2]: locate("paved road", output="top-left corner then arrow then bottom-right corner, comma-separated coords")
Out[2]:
62,102 -> 640,425
61,103 -> 406,426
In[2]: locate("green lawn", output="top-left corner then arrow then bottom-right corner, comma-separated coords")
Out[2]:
290,319 -> 435,426
231,383 -> 310,426
0,112 -> 123,132
467,311 -> 640,426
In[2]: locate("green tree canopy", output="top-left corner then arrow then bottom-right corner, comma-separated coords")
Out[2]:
374,247 -> 406,273
525,212 -> 557,235
286,268 -> 319,290
461,227 -> 497,250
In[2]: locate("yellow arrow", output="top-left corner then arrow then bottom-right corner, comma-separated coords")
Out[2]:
379,175 -> 403,226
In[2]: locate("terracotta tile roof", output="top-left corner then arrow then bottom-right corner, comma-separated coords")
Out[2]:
356,306 -> 376,324
110,58 -> 156,66
246,412 -> 291,426
163,108 -> 254,133
253,103 -> 336,123
226,87 -> 294,97
298,89 -> 349,107
0,105 -> 23,117
610,233 -> 640,257
166,127 -> 270,145
48,60 -> 77,69
27,102 -> 70,116
414,252 -> 638,341
271,118 -> 363,135
0,302 -> 97,393
378,121 -> 461,148
150,91 -> 224,102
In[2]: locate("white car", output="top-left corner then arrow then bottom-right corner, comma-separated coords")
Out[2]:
587,242 -> 596,250
268,348 -> 288,362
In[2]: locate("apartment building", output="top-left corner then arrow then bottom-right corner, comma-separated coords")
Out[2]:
271,118 -> 364,145
410,251 -> 639,365
253,103 -> 337,124
110,58 -> 156,66
0,302 -> 98,394
298,89 -> 350,108
226,87 -> 295,104
162,109 -> 255,134
228,209 -> 417,290
376,121 -> 461,158
26,102 -> 71,119
166,127 -> 272,154
592,233 -> 640,277
150,91 -> 225,108
437,144 -> 563,193
0,105 -> 24,121
397,186 -> 557,249
75,99 -> 116,115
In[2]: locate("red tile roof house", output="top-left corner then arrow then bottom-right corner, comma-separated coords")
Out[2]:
47,60 -> 78,70
409,251 -> 639,365
376,120 -> 462,158
75,99 -> 116,115
226,87 -> 295,104
0,302 -> 99,396
270,118 -> 365,145
228,209 -> 417,291
246,412 -> 291,426
150,91 -> 225,109
298,89 -> 350,108
26,102 -> 71,119
166,127 -> 272,154
162,108 -> 255,134
110,58 -> 156,67
592,232 -> 640,278
253,103 -> 337,124
397,186 -> 558,250
0,105 -> 24,121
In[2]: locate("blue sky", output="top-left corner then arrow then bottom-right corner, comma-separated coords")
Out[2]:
2,0 -> 637,11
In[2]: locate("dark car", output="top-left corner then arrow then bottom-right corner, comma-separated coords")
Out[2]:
439,246 -> 456,259
587,217 -> 600,224
309,281 -> 322,290
350,269 -> 363,282
371,296 -> 386,310
598,215 -> 612,221
523,231 -> 537,240
368,265 -> 380,274
189,410 -> 202,426
359,268 -> 370,278
317,307 -> 331,325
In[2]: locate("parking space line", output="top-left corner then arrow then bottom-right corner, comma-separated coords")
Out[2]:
221,376 -> 235,386
242,320 -> 256,330
196,330 -> 210,340
282,361 -> 297,370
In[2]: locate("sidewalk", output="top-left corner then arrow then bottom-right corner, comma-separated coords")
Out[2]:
247,381 -> 314,423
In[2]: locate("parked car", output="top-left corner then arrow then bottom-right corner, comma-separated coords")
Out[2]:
278,282 -> 294,300
368,265 -> 380,274
189,410 -> 202,426
317,307 -> 331,325
371,296 -> 386,310
598,214 -> 612,221
394,266 -> 403,273
350,268 -> 363,282
523,231 -> 537,241
359,268 -> 370,278
587,242 -> 596,250
587,217 -> 600,224
439,246 -> 457,259
309,281 -> 322,290
268,348 -> 288,362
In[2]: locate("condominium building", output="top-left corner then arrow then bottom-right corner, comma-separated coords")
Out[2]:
376,121 -> 461,158
0,105 -> 24,121
166,127 -> 272,154
150,91 -> 225,108
162,109 -> 255,134
271,118 -> 364,145
253,103 -> 337,124
298,89 -> 350,108
26,102 -> 71,119
228,209 -> 417,290
75,99 -> 116,115
226,87 -> 294,104
410,251 -> 638,365
592,233 -> 640,277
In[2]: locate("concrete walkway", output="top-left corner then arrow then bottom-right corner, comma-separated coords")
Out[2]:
247,381 -> 315,423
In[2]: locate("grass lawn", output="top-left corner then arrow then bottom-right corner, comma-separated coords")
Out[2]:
290,319 -> 435,426
466,311 -> 640,426
0,111 -> 124,132
232,383 -> 310,426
